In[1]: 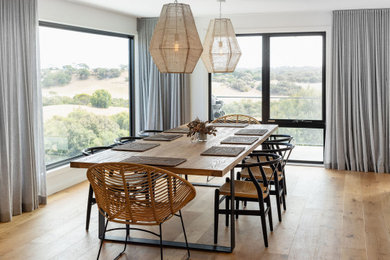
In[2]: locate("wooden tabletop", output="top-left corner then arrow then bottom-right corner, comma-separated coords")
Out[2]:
70,124 -> 278,177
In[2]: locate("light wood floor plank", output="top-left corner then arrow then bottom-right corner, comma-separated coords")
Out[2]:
1,166 -> 390,259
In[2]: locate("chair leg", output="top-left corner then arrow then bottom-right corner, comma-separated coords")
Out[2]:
225,196 -> 230,227
113,224 -> 129,260
283,169 -> 287,195
274,180 -> 282,222
159,224 -> 164,260
214,189 -> 219,244
86,184 -> 94,230
235,198 -> 239,219
97,219 -> 109,260
281,181 -> 287,211
178,210 -> 190,259
259,205 -> 268,248
266,196 -> 273,232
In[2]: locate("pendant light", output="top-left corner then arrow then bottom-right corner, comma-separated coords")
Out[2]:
150,0 -> 203,73
201,0 -> 241,73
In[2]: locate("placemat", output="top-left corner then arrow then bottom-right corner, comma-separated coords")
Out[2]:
220,136 -> 259,145
210,123 -> 248,128
234,129 -> 268,136
121,156 -> 187,167
112,142 -> 160,152
143,134 -> 183,141
201,146 -> 245,157
164,127 -> 189,134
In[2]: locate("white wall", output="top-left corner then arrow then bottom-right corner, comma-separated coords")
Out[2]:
38,0 -> 137,35
38,0 -> 138,195
190,11 -> 332,120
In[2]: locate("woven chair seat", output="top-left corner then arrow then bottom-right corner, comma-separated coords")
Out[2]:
219,180 -> 268,199
240,164 -> 283,182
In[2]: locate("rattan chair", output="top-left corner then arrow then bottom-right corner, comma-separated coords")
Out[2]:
87,162 -> 196,260
239,143 -> 294,222
214,153 -> 281,248
211,114 -> 260,124
82,145 -> 115,231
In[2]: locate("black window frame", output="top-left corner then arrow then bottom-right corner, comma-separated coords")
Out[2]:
208,31 -> 326,164
39,21 -> 135,170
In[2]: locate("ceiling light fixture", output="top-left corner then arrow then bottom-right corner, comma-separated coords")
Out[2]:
150,0 -> 203,73
201,0 -> 241,73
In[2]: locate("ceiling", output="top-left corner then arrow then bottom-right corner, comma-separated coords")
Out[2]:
67,0 -> 390,17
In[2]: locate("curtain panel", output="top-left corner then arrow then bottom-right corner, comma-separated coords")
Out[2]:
0,0 -> 46,222
325,9 -> 390,173
137,18 -> 190,131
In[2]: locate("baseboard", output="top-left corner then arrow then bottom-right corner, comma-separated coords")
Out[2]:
46,164 -> 87,196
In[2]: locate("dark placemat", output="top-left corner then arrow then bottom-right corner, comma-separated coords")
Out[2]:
221,136 -> 259,145
143,134 -> 183,141
234,128 -> 268,136
210,123 -> 248,128
164,127 -> 189,134
201,146 -> 245,157
112,142 -> 160,152
121,156 -> 187,167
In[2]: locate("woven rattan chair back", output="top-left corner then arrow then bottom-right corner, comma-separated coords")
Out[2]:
211,114 -> 260,124
87,162 -> 196,225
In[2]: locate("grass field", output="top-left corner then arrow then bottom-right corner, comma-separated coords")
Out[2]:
41,71 -> 129,99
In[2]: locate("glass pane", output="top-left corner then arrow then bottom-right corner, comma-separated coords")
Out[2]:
40,27 -> 130,165
277,127 -> 323,162
211,36 -> 262,121
270,36 -> 323,120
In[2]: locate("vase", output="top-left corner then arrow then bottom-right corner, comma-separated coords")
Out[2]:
198,132 -> 207,142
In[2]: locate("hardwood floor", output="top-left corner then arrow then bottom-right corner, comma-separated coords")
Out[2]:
1,166 -> 390,260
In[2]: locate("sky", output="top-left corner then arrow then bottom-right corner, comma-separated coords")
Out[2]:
39,27 -> 128,69
236,35 -> 323,69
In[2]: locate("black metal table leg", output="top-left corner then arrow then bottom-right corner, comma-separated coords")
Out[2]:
229,169 -> 235,251
96,174 -> 236,253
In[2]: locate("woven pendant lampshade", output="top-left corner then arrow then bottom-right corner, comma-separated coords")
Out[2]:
150,2 -> 203,73
201,18 -> 241,73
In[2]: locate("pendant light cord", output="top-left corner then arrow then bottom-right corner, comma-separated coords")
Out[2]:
219,1 -> 221,20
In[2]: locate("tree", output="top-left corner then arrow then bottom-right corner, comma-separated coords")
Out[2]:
90,89 -> 111,108
41,70 -> 72,87
73,94 -> 91,105
77,68 -> 90,80
44,109 -> 128,162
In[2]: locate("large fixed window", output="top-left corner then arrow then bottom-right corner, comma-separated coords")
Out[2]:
210,32 -> 325,163
39,22 -> 134,168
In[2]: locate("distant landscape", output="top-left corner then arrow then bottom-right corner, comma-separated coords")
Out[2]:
212,66 -> 323,146
41,64 -> 130,164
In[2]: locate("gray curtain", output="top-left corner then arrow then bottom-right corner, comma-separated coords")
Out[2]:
0,0 -> 47,222
137,18 -> 190,131
325,9 -> 390,173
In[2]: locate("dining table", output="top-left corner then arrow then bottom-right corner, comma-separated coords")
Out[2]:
70,123 -> 278,253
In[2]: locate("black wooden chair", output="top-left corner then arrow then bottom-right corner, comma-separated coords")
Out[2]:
214,153 -> 281,247
138,129 -> 163,137
82,145 -> 114,231
114,136 -> 143,144
266,134 -> 293,144
239,143 -> 294,222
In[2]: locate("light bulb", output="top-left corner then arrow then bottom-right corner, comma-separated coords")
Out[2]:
174,42 -> 179,52
218,41 -> 223,55
174,33 -> 179,52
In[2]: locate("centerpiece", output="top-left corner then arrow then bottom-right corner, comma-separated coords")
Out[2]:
187,118 -> 217,142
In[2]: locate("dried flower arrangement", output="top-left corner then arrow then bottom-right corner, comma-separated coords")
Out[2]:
187,118 -> 217,138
